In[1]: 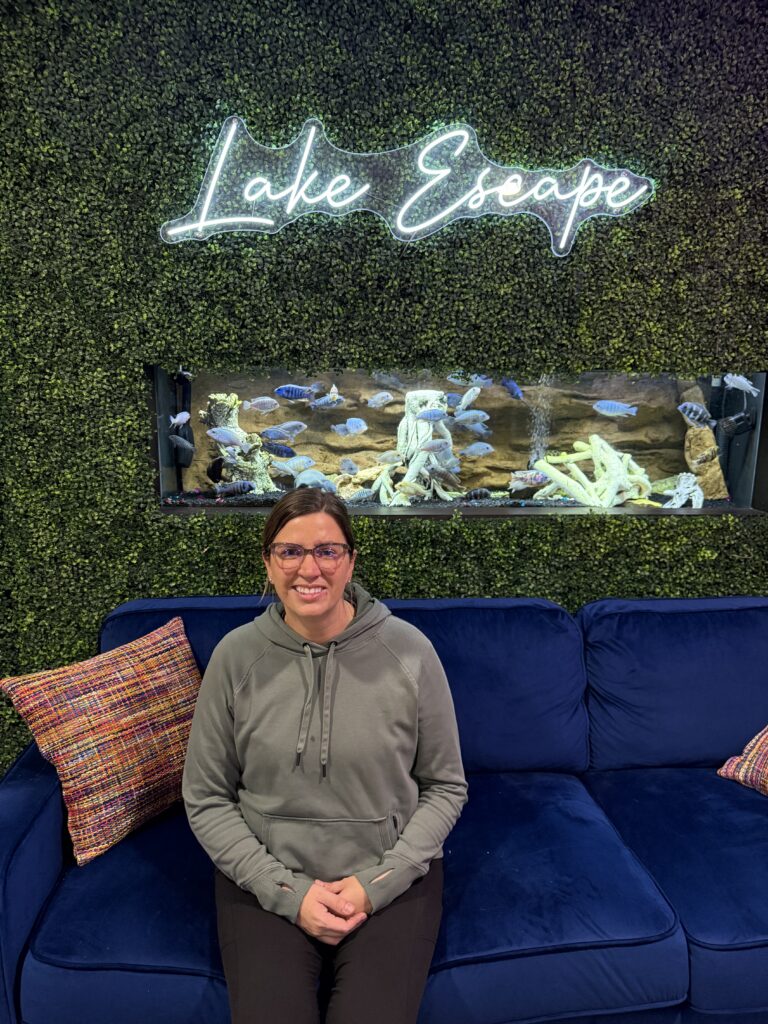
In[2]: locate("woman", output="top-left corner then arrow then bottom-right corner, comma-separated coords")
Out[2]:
182,487 -> 468,1024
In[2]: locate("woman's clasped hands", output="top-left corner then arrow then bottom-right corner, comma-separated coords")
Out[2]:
296,875 -> 373,946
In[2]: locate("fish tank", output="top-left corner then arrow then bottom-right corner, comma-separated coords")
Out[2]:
151,368 -> 767,514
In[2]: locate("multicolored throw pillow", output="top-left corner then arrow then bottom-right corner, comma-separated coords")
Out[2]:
0,617 -> 201,865
718,723 -> 768,797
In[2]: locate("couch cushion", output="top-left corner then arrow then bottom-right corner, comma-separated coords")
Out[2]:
419,772 -> 688,1024
20,802 -> 229,1024
579,597 -> 768,769
584,768 -> 768,1015
103,596 -> 589,772
385,600 -> 588,771
1,617 -> 201,865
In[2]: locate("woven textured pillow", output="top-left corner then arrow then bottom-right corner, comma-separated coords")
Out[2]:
1,617 -> 201,865
718,723 -> 768,797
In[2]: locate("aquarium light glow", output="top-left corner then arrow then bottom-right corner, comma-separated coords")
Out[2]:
160,117 -> 655,256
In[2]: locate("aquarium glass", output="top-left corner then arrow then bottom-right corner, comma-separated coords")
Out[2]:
154,369 -> 765,513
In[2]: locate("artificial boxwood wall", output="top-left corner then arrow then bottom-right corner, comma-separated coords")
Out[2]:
1,0 -> 767,772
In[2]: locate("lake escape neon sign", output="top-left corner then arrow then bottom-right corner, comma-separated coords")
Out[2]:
160,117 -> 655,256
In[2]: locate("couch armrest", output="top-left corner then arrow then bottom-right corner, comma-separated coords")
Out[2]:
0,743 -> 65,1024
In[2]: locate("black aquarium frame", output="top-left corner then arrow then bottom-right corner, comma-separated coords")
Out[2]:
147,366 -> 767,517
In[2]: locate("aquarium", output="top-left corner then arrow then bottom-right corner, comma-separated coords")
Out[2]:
152,368 -> 766,513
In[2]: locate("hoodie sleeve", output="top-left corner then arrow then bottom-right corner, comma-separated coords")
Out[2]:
182,643 -> 313,924
354,638 -> 468,913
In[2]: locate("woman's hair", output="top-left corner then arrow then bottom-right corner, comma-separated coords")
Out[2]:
261,488 -> 356,598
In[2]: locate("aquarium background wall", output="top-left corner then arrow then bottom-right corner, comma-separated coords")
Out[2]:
1,0 -> 767,771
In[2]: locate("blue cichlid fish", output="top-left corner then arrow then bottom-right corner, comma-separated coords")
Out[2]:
459,442 -> 495,457
206,427 -> 254,453
446,372 -> 472,386
345,487 -> 375,503
454,409 -> 490,425
262,440 -> 297,458
310,384 -> 344,409
677,402 -> 716,429
458,421 -> 492,437
419,438 -> 452,453
724,374 -> 760,396
271,456 -> 315,476
294,469 -> 337,492
592,400 -> 638,418
169,434 -> 195,453
416,408 -> 449,421
260,426 -> 293,441
501,377 -> 524,400
169,411 -> 191,426
331,424 -> 350,436
345,417 -> 368,434
215,480 -> 254,496
367,391 -> 394,409
470,374 -> 494,388
376,450 -> 404,464
274,384 -> 319,400
243,397 -> 280,413
340,458 -> 359,474
456,387 -> 482,413
278,420 -> 308,438
445,392 -> 463,408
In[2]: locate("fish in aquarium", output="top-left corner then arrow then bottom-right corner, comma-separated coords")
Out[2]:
271,456 -> 316,477
724,374 -> 760,396
592,400 -> 638,418
274,384 -> 320,400
367,391 -> 394,409
501,377 -> 525,400
242,397 -> 280,413
677,402 -> 716,429
160,371 -> 752,512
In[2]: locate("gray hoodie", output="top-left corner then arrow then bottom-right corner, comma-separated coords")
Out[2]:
182,583 -> 468,924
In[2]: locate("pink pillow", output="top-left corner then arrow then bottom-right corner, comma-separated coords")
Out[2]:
1,617 -> 201,864
718,722 -> 768,797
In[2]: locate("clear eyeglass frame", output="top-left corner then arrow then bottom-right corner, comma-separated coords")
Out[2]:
267,542 -> 352,568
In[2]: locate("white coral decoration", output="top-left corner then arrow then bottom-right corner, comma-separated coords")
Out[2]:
661,472 -> 704,509
375,389 -> 463,507
532,434 -> 652,507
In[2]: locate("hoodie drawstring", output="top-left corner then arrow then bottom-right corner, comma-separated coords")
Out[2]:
295,644 -> 315,767
320,642 -> 337,777
295,641 -> 338,777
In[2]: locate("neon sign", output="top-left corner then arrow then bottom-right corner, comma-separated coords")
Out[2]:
160,117 -> 655,256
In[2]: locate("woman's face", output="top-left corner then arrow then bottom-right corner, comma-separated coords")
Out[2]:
263,511 -> 356,639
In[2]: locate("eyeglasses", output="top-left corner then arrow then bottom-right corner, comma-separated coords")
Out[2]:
266,542 -> 352,568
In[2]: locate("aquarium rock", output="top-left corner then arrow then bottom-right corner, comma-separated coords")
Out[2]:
683,427 -> 729,500
201,392 -> 274,494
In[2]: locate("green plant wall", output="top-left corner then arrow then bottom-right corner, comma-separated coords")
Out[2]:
2,0 -> 767,772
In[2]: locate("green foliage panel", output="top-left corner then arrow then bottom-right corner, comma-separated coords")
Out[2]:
2,0 -> 767,772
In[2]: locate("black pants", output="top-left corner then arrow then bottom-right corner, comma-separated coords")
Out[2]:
215,860 -> 443,1024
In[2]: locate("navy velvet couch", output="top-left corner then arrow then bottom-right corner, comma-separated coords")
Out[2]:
2,595 -> 768,1024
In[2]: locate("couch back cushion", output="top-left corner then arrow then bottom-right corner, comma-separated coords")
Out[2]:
101,596 -> 588,772
579,597 -> 768,769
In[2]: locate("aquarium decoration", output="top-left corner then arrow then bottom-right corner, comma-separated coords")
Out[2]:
159,117 -> 655,255
156,370 -> 765,513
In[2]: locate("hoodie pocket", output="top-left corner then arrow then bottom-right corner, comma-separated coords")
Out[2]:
261,813 -> 391,879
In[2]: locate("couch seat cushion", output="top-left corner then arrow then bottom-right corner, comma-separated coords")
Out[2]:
420,772 -> 688,1024
20,802 -> 228,1024
584,768 -> 768,1014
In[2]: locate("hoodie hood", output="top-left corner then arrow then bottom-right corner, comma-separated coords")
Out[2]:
253,582 -> 391,776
